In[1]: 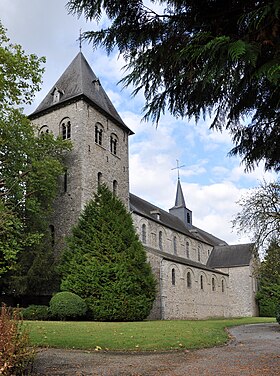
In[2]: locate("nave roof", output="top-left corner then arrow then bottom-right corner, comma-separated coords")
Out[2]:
207,244 -> 255,268
130,193 -> 227,247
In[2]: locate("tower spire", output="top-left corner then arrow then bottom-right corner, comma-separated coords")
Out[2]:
169,160 -> 192,227
174,178 -> 186,208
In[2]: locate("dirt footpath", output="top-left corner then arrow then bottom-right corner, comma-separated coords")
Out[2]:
32,323 -> 280,376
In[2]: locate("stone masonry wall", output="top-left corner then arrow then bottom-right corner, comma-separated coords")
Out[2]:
132,212 -> 232,319
160,259 -> 229,319
131,213 -> 213,265
31,99 -> 130,254
217,262 -> 259,317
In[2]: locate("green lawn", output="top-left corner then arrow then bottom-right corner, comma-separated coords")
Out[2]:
25,317 -> 275,351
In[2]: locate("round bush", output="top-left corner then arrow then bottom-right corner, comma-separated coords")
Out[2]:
49,291 -> 87,320
22,305 -> 50,320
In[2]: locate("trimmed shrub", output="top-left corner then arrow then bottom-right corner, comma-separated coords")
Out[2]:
0,304 -> 34,375
49,291 -> 87,320
22,305 -> 50,321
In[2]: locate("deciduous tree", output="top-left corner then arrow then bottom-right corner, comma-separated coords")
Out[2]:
233,179 -> 280,251
0,23 -> 71,295
67,0 -> 280,171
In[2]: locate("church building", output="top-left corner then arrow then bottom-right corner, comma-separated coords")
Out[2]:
29,52 -> 259,320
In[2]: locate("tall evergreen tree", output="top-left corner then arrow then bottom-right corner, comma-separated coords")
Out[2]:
60,184 -> 156,321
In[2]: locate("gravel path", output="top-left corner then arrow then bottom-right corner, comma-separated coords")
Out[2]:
32,323 -> 280,376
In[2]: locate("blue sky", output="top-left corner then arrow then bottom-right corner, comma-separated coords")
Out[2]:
1,0 -> 277,245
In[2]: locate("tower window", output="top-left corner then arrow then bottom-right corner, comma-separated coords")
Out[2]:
141,224 -> 147,244
172,268 -> 176,286
110,134 -> 118,155
95,123 -> 103,145
187,272 -> 191,288
198,244 -> 201,262
64,169 -> 68,193
60,118 -> 71,140
159,231 -> 163,251
222,280 -> 225,293
113,180 -> 118,196
173,236 -> 177,255
97,172 -> 102,187
52,87 -> 63,103
39,125 -> 49,135
186,241 -> 190,258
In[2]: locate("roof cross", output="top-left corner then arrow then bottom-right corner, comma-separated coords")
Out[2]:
171,159 -> 185,180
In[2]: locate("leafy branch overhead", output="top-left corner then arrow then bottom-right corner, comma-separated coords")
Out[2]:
67,0 -> 280,171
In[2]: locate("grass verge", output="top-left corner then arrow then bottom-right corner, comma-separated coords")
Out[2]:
25,317 -> 275,351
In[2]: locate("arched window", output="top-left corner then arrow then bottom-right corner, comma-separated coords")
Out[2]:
173,236 -> 177,255
198,244 -> 201,262
113,180 -> 118,196
200,275 -> 204,290
97,172 -> 102,187
172,268 -> 176,286
186,241 -> 190,258
159,231 -> 163,251
187,272 -> 191,288
110,134 -> 118,155
60,118 -> 71,140
222,280 -> 225,293
212,278 -> 216,292
39,125 -> 49,136
141,224 -> 147,244
95,123 -> 103,145
49,225 -> 55,247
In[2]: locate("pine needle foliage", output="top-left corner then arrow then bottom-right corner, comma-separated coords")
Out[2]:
67,0 -> 280,172
60,184 -> 156,321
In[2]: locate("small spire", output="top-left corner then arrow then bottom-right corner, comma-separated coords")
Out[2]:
174,178 -> 186,207
171,159 -> 185,180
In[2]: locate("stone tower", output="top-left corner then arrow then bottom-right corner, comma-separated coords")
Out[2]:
29,52 -> 133,251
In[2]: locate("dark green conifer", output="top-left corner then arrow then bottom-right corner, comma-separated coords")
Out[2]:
60,184 -> 156,321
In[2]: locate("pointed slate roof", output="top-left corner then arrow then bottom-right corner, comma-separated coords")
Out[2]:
30,52 -> 133,134
173,178 -> 186,208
